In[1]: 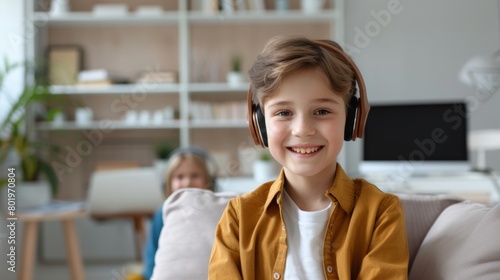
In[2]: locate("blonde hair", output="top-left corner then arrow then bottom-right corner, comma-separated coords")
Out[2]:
248,35 -> 355,108
163,152 -> 214,197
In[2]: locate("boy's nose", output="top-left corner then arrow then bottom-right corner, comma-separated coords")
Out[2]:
291,115 -> 315,137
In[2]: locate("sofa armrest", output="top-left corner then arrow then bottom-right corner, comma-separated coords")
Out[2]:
396,193 -> 462,270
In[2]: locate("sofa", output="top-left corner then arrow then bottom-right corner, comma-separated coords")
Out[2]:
151,189 -> 500,280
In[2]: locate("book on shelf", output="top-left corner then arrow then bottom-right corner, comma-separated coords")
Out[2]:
78,69 -> 129,85
190,101 -> 246,121
134,6 -> 164,16
246,0 -> 266,12
136,70 -> 178,84
92,4 -> 128,16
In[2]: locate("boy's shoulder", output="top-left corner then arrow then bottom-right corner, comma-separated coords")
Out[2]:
230,179 -> 281,210
351,177 -> 401,207
242,180 -> 279,201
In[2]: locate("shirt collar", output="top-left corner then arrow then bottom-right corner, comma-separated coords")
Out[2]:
264,164 -> 355,214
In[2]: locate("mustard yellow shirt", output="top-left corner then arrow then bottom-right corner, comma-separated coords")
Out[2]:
209,164 -> 409,280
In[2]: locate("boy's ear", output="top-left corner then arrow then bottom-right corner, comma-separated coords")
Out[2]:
247,86 -> 268,147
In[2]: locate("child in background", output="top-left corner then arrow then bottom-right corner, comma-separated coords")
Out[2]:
209,36 -> 409,279
142,146 -> 215,280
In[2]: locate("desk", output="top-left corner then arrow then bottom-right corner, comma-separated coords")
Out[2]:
363,172 -> 500,204
17,209 -> 87,280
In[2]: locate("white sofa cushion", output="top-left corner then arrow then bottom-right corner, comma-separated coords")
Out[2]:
151,189 -> 237,280
409,201 -> 500,280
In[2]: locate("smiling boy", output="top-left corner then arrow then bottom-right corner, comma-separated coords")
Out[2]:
209,36 -> 409,280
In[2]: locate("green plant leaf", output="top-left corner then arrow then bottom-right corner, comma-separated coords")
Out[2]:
0,178 -> 8,189
39,159 -> 58,196
22,155 -> 39,182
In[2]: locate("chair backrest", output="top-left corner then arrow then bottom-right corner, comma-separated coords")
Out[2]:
87,167 -> 164,216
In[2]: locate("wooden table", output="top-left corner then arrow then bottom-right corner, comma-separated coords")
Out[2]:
17,209 -> 87,280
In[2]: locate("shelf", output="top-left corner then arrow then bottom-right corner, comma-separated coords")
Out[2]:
49,84 -> 180,95
189,120 -> 248,128
187,10 -> 340,24
33,11 -> 180,26
34,10 -> 339,26
48,84 -> 248,95
36,120 -> 249,130
37,120 -> 181,131
188,83 -> 249,93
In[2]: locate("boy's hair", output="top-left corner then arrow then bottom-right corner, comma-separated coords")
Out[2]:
248,35 -> 355,107
164,152 -> 214,197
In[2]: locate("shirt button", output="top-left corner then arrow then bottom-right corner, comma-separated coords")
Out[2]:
282,225 -> 285,231
273,272 -> 280,279
327,266 -> 333,273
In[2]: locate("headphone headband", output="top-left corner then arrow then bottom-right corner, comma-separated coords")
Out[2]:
313,40 -> 370,140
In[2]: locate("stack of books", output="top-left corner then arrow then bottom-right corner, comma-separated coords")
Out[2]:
189,101 -> 246,121
77,69 -> 128,85
192,0 -> 266,13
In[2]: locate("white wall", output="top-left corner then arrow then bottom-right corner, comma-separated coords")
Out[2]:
343,0 -> 500,174
0,1 -> 25,279
0,0 -> 25,138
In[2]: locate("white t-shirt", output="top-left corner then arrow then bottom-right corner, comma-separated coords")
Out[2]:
282,190 -> 333,280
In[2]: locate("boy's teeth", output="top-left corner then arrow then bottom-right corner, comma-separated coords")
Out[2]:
292,147 -> 319,154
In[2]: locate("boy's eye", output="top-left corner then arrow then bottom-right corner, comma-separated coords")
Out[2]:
276,110 -> 292,117
314,109 -> 331,115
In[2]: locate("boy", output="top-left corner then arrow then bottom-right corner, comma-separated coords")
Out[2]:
209,36 -> 408,279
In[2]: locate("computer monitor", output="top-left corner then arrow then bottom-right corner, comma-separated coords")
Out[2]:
359,101 -> 471,177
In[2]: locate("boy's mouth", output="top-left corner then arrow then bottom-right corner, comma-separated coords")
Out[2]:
288,146 -> 322,154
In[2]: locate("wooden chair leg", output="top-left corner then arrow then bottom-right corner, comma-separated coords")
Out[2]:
62,219 -> 85,280
133,216 -> 146,261
19,221 -> 38,280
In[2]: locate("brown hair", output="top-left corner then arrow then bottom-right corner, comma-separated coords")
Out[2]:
248,35 -> 355,107
163,152 -> 214,197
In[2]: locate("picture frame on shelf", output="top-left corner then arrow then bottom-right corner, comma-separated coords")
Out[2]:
47,45 -> 83,86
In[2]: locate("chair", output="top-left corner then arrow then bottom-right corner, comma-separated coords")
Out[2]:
87,167 -> 164,260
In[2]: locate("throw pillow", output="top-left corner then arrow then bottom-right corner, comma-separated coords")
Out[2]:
409,201 -> 500,280
151,189 -> 237,280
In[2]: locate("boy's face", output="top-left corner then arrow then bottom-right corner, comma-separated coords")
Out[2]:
263,68 -> 346,178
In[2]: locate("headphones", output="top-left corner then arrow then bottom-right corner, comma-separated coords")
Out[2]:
247,40 -> 370,148
166,146 -> 219,190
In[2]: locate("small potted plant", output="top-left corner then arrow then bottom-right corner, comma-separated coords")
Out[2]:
0,59 -> 61,209
253,149 -> 276,183
226,55 -> 244,87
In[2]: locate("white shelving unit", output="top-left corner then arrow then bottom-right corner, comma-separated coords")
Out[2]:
27,0 -> 344,148
26,0 -> 344,192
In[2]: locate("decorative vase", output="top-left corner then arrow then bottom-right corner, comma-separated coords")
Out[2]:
300,0 -> 325,13
226,71 -> 244,87
1,181 -> 51,211
253,160 -> 276,184
50,0 -> 70,16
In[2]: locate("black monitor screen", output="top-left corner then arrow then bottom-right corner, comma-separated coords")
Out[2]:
363,102 -> 468,162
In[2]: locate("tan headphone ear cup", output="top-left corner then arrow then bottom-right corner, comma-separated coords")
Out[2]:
247,87 -> 265,147
344,96 -> 358,141
254,104 -> 268,147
